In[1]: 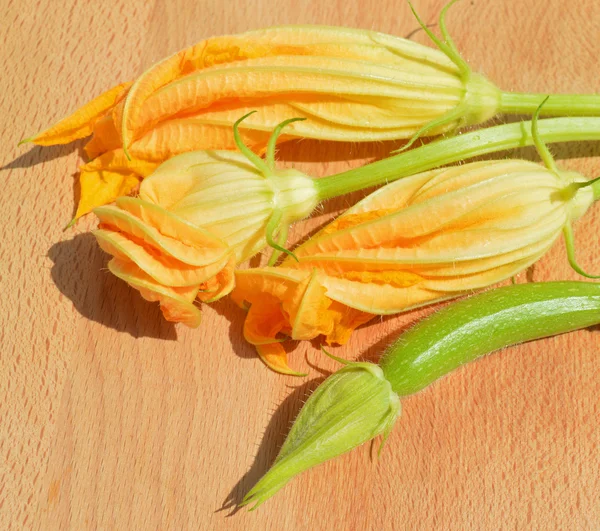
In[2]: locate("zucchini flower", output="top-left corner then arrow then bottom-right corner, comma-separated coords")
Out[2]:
21,4 -> 600,217
232,157 -> 600,373
91,110 -> 600,343
242,281 -> 600,508
94,119 -> 319,327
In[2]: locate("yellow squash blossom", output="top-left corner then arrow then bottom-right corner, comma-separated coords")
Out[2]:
91,112 -> 600,344
93,134 -> 319,327
231,159 -> 599,374
25,23 -> 498,217
23,6 -> 600,219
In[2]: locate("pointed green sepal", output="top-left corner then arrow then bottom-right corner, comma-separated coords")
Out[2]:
321,346 -> 352,365
241,362 -> 401,510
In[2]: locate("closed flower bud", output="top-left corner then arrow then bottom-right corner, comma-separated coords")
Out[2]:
25,22 -> 504,217
241,362 -> 401,510
21,1 -> 600,220
94,149 -> 319,327
232,159 -> 598,373
243,281 -> 600,508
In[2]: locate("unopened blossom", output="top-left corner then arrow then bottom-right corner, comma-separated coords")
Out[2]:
94,148 -> 319,327
24,23 -> 504,217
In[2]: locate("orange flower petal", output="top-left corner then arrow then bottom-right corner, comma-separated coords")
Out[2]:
120,25 -> 459,149
326,302 -> 375,345
128,117 -> 274,160
94,229 -> 231,287
28,82 -> 131,146
82,148 -> 158,176
234,267 -> 375,345
321,275 -> 444,314
95,203 -> 228,266
286,271 -> 334,341
115,197 -> 227,251
197,255 -> 237,302
243,294 -> 291,345
255,343 -> 307,377
108,258 -> 202,327
292,205 -> 565,274
133,54 -> 460,143
76,168 -> 140,220
84,114 -> 122,159
290,163 -> 564,261
232,267 -> 311,309
75,149 -> 159,219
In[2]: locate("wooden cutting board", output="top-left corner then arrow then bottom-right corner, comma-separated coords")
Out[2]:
1,0 -> 598,529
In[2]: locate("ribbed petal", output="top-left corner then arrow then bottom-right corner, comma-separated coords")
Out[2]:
120,25 -> 457,148
84,114 -> 122,159
108,259 -> 202,327
255,343 -> 306,376
133,55 -> 461,142
232,160 -> 582,371
94,229 -> 230,287
292,167 -> 562,260
95,201 -> 228,266
29,82 -> 131,145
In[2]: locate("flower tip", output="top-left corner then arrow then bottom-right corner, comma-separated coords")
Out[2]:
62,217 -> 77,231
267,362 -> 308,378
288,370 -> 309,377
122,145 -> 132,162
256,343 -> 307,376
18,136 -> 33,147
240,473 -> 287,511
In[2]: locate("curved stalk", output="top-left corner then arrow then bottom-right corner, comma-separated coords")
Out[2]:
315,117 -> 600,201
499,92 -> 600,117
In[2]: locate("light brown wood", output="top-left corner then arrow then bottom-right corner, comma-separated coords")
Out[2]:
1,0 -> 599,529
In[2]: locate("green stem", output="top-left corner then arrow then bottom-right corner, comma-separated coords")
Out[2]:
315,117 -> 600,201
499,92 -> 600,116
593,179 -> 600,201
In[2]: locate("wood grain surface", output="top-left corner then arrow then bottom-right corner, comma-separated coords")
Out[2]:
1,0 -> 599,529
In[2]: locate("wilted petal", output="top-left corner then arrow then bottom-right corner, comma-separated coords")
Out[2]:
233,266 -> 376,370
285,271 -> 334,340
196,255 -> 236,303
243,295 -> 291,345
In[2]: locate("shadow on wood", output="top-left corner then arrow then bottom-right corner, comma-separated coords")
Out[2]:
218,376 -> 325,515
47,232 -> 177,340
1,140 -> 85,171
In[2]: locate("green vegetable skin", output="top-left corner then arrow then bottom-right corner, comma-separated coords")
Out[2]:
243,281 -> 600,509
380,281 -> 600,395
